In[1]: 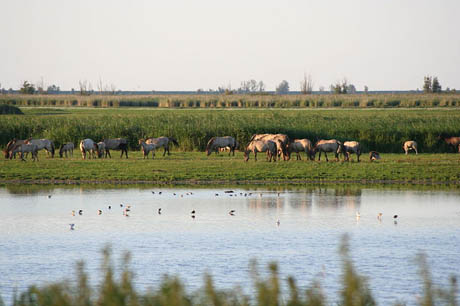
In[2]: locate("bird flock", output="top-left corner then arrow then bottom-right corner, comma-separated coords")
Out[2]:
57,190 -> 401,230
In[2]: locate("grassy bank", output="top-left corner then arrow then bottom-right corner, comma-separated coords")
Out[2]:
1,152 -> 459,184
1,93 -> 460,109
3,238 -> 457,306
1,108 -> 460,153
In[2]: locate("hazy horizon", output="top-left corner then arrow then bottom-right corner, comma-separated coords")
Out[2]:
2,0 -> 459,92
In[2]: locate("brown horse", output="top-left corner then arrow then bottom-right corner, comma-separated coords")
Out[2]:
343,141 -> 361,162
102,138 -> 129,158
145,137 -> 179,156
313,139 -> 343,162
244,140 -> 277,162
440,136 -> 460,153
3,138 -> 27,159
250,134 -> 289,160
287,139 -> 314,160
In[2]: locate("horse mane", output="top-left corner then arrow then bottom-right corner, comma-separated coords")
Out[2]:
206,137 -> 216,151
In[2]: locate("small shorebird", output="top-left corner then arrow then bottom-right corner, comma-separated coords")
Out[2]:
97,209 -> 102,215
377,213 -> 383,220
191,210 -> 196,214
158,208 -> 162,214
356,212 -> 361,219
229,210 -> 235,216
69,224 -> 75,230
276,219 -> 280,226
48,195 -> 52,199
71,210 -> 75,216
78,210 -> 83,215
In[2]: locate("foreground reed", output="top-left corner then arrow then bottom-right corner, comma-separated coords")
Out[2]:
3,236 -> 457,306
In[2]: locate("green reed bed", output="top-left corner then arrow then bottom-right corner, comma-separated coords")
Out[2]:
2,237 -> 457,306
0,152 -> 459,184
1,108 -> 460,154
1,93 -> 460,109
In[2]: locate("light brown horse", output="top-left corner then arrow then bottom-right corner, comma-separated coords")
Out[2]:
206,136 -> 238,156
440,136 -> 460,153
102,138 -> 129,158
3,139 -> 28,159
287,139 -> 314,161
145,137 -> 179,156
244,140 -> 277,162
403,141 -> 418,155
313,139 -> 343,162
138,139 -> 157,159
343,141 -> 361,162
250,134 -> 289,160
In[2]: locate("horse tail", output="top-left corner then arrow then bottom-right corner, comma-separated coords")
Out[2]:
169,137 -> 179,146
50,141 -> 55,157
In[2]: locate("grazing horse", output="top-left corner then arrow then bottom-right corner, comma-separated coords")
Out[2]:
102,138 -> 129,158
287,139 -> 314,161
244,140 -> 278,162
59,142 -> 74,158
343,141 -> 362,162
138,139 -> 157,159
145,137 -> 179,156
369,151 -> 381,162
3,139 -> 28,159
25,138 -> 55,158
206,136 -> 238,156
250,134 -> 289,160
96,142 -> 106,158
313,139 -> 343,162
440,136 -> 460,153
80,139 -> 97,159
403,141 -> 418,155
18,144 -> 39,162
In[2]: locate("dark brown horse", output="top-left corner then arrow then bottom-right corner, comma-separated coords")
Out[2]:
440,136 -> 460,153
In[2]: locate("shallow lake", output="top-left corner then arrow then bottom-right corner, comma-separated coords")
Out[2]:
1,185 -> 459,305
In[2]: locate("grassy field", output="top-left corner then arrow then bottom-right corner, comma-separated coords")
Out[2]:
1,151 -> 459,185
1,108 -> 460,154
1,93 -> 460,108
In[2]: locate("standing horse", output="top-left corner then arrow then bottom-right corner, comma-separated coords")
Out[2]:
206,136 -> 238,156
403,141 -> 418,155
244,140 -> 278,162
3,139 -> 28,159
59,142 -> 74,158
313,139 -> 343,162
18,144 -> 39,162
287,139 -> 314,161
138,139 -> 157,159
97,142 -> 106,158
343,141 -> 361,162
145,137 -> 179,156
25,138 -> 55,158
440,136 -> 460,153
250,134 -> 289,160
80,139 -> 97,159
102,138 -> 129,158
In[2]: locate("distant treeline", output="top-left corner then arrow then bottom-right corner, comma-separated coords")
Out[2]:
1,109 -> 460,153
1,93 -> 460,108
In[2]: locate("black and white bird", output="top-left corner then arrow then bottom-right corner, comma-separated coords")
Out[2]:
229,210 -> 235,216
69,224 -> 75,230
158,208 -> 162,214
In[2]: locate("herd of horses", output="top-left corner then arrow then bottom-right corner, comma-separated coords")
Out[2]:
2,135 -> 460,162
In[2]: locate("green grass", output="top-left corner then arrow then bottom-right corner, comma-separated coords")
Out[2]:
1,108 -> 460,153
1,151 -> 459,184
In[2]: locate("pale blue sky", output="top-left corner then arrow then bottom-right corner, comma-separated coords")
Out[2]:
1,0 -> 459,91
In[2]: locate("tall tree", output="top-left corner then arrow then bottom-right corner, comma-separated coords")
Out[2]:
276,80 -> 289,94
432,77 -> 442,93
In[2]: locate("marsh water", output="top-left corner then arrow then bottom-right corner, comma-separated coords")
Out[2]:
1,185 -> 460,305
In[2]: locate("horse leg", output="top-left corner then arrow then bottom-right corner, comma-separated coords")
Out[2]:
254,151 -> 257,162
318,151 -> 321,161
325,152 -> 329,162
